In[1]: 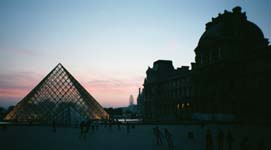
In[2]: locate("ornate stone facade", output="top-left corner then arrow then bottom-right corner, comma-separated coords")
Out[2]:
192,7 -> 271,121
143,60 -> 192,121
142,7 -> 271,122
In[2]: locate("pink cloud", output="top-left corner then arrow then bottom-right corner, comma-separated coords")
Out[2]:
0,72 -> 41,105
0,88 -> 27,98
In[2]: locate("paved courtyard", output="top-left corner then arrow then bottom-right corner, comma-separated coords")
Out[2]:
0,124 -> 271,150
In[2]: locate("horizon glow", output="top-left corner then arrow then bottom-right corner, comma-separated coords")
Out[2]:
0,0 -> 270,108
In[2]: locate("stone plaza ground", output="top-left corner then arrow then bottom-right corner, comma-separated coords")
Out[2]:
0,123 -> 271,150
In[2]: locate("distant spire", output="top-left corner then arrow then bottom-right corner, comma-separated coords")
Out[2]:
129,95 -> 134,106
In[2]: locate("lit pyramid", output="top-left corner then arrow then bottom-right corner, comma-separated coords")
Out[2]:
5,63 -> 109,124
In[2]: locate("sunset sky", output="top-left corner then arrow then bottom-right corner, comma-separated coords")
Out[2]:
0,0 -> 270,108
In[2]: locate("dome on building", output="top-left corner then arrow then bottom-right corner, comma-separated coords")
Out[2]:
196,6 -> 269,52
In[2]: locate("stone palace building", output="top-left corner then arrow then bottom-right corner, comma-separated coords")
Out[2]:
142,7 -> 271,122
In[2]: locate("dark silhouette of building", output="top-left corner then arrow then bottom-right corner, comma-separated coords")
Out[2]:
4,63 -> 109,124
143,60 -> 192,121
142,6 -> 271,122
192,6 -> 271,121
136,88 -> 144,116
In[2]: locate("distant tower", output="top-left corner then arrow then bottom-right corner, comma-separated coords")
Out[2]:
137,88 -> 141,105
129,95 -> 134,106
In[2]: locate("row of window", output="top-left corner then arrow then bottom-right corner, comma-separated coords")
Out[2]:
145,87 -> 192,99
161,87 -> 192,98
177,102 -> 191,110
164,78 -> 191,88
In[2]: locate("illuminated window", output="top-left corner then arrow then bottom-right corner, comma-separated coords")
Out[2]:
181,103 -> 185,109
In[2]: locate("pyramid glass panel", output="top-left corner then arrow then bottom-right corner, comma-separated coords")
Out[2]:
4,63 -> 109,124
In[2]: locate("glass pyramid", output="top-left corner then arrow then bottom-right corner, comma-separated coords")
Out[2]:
4,63 -> 109,124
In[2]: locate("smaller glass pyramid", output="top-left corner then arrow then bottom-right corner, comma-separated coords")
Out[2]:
5,63 -> 109,124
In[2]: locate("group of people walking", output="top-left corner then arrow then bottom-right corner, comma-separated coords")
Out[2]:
103,120 -> 136,134
153,126 -> 174,150
79,120 -> 99,140
51,120 -> 175,149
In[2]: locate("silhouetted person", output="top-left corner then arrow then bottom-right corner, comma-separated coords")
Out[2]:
117,121 -> 121,130
2,124 -> 7,131
217,129 -> 224,150
164,128 -> 174,150
258,138 -> 266,150
95,122 -> 99,130
226,131 -> 234,150
153,126 -> 163,145
241,137 -> 249,150
92,124 -> 95,133
153,127 -> 156,142
187,131 -> 194,139
29,120 -> 33,126
79,121 -> 86,140
52,120 -> 56,133
109,121 -> 112,130
104,120 -> 107,128
86,120 -> 91,133
206,129 -> 213,150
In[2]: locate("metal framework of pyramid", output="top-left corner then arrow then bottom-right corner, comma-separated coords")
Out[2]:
4,63 -> 109,124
